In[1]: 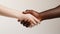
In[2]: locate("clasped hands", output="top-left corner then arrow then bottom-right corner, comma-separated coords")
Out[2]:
18,10 -> 42,28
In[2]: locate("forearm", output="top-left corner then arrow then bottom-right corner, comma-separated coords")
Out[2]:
0,5 -> 22,19
40,5 -> 60,20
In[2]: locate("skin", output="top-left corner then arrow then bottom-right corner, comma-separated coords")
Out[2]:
19,10 -> 42,27
20,5 -> 60,27
0,5 -> 40,27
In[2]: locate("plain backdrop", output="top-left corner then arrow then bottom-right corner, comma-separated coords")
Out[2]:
0,0 -> 60,34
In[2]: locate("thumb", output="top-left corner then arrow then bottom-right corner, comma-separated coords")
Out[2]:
23,11 -> 28,14
23,10 -> 32,14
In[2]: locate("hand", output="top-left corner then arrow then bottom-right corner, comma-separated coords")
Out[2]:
18,10 -> 42,27
23,10 -> 42,21
18,13 -> 40,27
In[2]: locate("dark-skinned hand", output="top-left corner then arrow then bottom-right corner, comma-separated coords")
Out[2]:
18,10 -> 42,28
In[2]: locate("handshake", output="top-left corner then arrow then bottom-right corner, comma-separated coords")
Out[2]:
1,5 -> 59,28
18,10 -> 42,28
0,5 -> 44,28
17,5 -> 60,28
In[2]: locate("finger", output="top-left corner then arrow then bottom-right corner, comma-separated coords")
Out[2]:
31,19 -> 37,25
28,20 -> 37,28
26,22 -> 31,27
23,20 -> 31,27
23,10 -> 32,14
21,20 -> 31,27
23,11 -> 30,14
25,10 -> 36,13
29,18 -> 37,27
26,10 -> 34,12
32,16 -> 40,24
23,18 -> 30,27
21,17 -> 27,24
29,22 -> 33,28
21,20 -> 25,24
18,20 -> 20,22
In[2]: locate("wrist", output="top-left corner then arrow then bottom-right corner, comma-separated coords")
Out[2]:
39,5 -> 60,21
38,13 -> 43,21
16,11 -> 24,21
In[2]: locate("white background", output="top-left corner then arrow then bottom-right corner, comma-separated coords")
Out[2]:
0,0 -> 60,34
